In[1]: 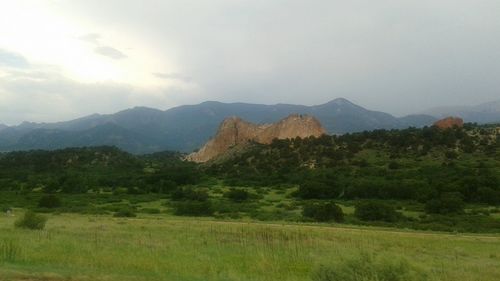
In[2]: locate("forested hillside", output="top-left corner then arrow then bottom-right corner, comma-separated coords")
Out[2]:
208,124 -> 500,204
1,124 -> 499,232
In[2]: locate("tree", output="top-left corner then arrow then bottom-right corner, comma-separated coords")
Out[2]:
171,187 -> 209,202
302,201 -> 344,222
173,201 -> 213,216
38,195 -> 62,209
477,187 -> 500,205
425,192 -> 465,214
296,181 -> 337,199
224,188 -> 250,202
354,201 -> 399,222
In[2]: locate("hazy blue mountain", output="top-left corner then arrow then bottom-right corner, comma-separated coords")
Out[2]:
398,114 -> 439,128
0,124 -> 7,132
422,100 -> 500,124
0,98 -> 437,153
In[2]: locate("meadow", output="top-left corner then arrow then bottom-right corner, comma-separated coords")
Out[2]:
1,211 -> 499,281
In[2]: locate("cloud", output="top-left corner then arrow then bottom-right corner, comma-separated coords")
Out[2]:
94,46 -> 127,60
153,72 -> 192,83
0,49 -> 30,68
79,33 -> 101,44
79,33 -> 127,60
2,0 -> 500,124
0,60 -> 189,125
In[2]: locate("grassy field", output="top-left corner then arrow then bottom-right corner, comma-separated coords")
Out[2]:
1,212 -> 499,281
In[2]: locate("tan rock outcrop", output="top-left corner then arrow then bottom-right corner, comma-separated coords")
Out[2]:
186,114 -> 326,162
433,117 -> 464,129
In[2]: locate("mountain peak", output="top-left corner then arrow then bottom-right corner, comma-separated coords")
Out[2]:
326,98 -> 356,106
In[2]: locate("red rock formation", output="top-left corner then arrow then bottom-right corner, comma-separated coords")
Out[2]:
433,117 -> 464,129
186,114 -> 326,162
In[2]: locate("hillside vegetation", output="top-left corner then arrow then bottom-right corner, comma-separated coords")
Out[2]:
0,124 -> 499,232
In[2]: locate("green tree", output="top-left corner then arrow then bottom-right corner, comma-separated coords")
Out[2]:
302,201 -> 344,222
354,201 -> 399,222
38,195 -> 62,209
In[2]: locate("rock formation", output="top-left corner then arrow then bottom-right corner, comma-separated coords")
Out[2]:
433,117 -> 464,129
186,114 -> 326,162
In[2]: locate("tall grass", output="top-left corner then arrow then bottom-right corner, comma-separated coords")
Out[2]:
0,213 -> 499,281
312,253 -> 426,281
0,239 -> 21,263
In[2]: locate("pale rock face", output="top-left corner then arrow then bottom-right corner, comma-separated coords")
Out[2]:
433,117 -> 464,129
186,114 -> 326,162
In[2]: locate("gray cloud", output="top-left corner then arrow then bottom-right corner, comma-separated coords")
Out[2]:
153,72 -> 192,83
2,0 -> 500,124
62,0 -> 500,116
0,63 -> 176,125
0,49 -> 30,68
79,33 -> 127,59
94,46 -> 127,60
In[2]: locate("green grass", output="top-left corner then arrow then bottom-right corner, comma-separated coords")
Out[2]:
1,212 -> 499,281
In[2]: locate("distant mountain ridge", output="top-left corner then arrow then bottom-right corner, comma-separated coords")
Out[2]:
0,98 -> 441,154
422,100 -> 500,124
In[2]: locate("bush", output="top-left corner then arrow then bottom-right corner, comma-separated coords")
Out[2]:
388,161 -> 400,170
224,188 -> 250,202
312,253 -> 425,281
38,195 -> 62,208
15,211 -> 47,230
302,201 -> 344,222
171,187 -> 209,202
425,192 -> 464,214
354,201 -> 400,222
139,208 -> 161,214
296,181 -> 338,199
113,209 -> 137,217
173,200 -> 213,216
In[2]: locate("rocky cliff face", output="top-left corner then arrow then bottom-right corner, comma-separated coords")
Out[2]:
433,117 -> 464,129
186,114 -> 326,162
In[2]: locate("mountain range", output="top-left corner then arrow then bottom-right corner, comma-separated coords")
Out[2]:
422,100 -> 500,124
0,98 -> 498,154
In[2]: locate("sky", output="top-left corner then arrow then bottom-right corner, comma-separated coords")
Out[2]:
1,0 -> 500,125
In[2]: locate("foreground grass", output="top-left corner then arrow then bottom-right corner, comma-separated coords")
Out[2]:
1,213 -> 499,281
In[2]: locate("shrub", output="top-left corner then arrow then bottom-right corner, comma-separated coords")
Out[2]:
113,209 -> 137,218
224,188 -> 250,202
388,161 -> 400,170
312,253 -> 425,281
139,208 -> 161,214
354,201 -> 400,222
14,211 -> 47,230
173,201 -> 213,216
171,187 -> 209,202
38,195 -> 62,208
296,181 -> 338,199
302,201 -> 344,222
425,192 -> 464,214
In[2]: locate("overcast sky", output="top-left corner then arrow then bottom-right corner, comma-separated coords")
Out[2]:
1,0 -> 499,125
